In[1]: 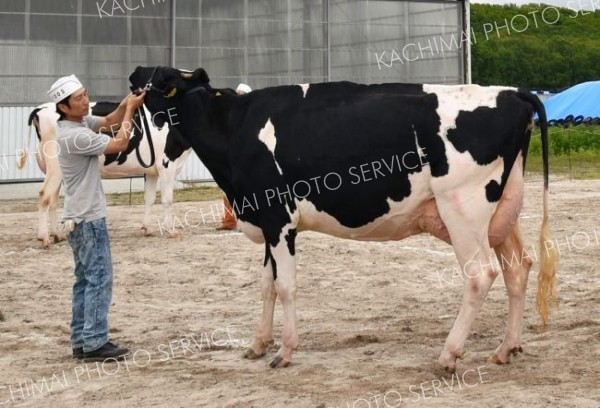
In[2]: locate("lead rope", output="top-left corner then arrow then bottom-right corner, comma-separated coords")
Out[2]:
135,105 -> 156,169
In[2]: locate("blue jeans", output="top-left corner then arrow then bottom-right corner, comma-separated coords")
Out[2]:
67,217 -> 113,352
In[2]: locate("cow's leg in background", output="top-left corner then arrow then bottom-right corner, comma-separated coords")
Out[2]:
244,256 -> 277,360
157,161 -> 181,238
434,184 -> 501,373
492,224 -> 531,364
36,113 -> 64,248
141,174 -> 158,236
47,187 -> 64,243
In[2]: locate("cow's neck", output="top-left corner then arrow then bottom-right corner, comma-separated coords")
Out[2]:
177,94 -> 235,198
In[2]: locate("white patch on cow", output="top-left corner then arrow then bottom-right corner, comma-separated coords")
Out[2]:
258,118 -> 283,175
238,220 -> 265,244
413,125 -> 427,162
298,83 -> 310,98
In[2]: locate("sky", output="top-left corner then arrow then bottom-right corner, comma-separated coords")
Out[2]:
470,0 -> 595,10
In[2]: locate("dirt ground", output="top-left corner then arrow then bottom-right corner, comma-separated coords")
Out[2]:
0,177 -> 599,408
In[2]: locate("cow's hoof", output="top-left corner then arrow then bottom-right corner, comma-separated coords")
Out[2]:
269,355 -> 290,368
243,348 -> 265,360
169,229 -> 182,239
490,346 -> 522,365
443,365 -> 456,375
52,234 -> 65,243
140,227 -> 155,237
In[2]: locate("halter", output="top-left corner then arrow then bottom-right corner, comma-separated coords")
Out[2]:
142,66 -> 209,97
143,66 -> 161,93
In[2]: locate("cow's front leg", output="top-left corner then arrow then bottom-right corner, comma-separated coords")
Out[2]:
38,176 -> 62,247
49,189 -> 65,243
269,226 -> 299,368
37,198 -> 50,248
244,257 -> 277,360
141,174 -> 158,236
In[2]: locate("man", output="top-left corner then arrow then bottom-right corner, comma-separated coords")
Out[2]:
47,74 -> 145,361
217,83 -> 252,231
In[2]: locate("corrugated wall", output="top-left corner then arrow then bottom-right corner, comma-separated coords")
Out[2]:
0,106 -> 213,184
0,106 -> 43,182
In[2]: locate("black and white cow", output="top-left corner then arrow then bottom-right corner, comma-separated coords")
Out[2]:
20,101 -> 192,247
130,66 -> 559,373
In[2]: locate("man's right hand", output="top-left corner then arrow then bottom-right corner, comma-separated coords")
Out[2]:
127,90 -> 146,110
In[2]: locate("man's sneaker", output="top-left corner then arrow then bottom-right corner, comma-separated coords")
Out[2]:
83,341 -> 129,362
72,347 -> 84,359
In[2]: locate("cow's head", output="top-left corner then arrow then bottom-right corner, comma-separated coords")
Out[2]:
129,66 -> 213,126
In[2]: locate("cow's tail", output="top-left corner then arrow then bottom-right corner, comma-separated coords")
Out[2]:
18,107 -> 45,169
16,131 -> 30,169
518,91 -> 559,328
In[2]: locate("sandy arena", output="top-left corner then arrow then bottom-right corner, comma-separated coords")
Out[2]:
0,178 -> 599,407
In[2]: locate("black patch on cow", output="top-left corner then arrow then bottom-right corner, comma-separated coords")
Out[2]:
164,127 -> 190,163
108,113 -> 143,166
91,102 -> 119,117
285,229 -> 297,257
28,107 -> 44,127
253,83 -> 443,229
264,245 -> 277,280
446,91 -> 532,202
88,102 -> 130,166
28,107 -> 47,141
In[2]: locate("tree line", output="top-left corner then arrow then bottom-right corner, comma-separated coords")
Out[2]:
470,3 -> 600,90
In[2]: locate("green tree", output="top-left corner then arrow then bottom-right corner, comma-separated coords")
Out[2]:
470,4 -> 600,88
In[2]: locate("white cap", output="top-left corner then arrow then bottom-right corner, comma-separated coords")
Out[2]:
47,75 -> 83,103
236,83 -> 252,94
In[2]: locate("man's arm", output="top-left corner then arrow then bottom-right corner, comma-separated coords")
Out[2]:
92,93 -> 133,134
104,91 -> 146,154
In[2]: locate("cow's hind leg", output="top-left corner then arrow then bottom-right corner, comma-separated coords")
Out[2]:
244,256 -> 277,360
435,188 -> 501,373
491,224 -> 532,364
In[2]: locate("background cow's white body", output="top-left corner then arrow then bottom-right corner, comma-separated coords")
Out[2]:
23,102 -> 191,247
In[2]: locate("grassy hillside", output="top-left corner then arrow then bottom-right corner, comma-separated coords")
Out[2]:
471,4 -> 600,89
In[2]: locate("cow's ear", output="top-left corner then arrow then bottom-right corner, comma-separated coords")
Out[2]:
191,68 -> 210,84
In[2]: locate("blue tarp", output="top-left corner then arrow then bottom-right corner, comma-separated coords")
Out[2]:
543,81 -> 600,123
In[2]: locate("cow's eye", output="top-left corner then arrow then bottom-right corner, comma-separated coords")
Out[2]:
165,87 -> 177,98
